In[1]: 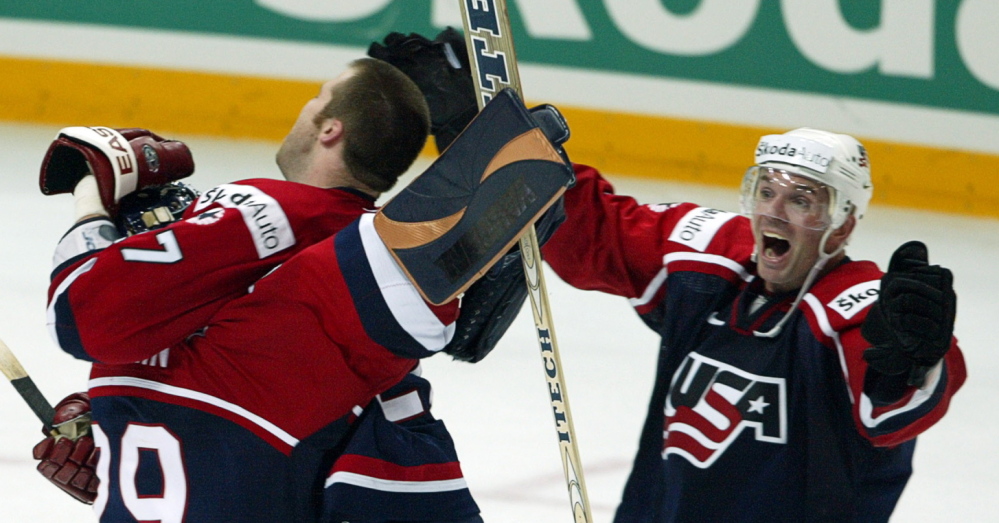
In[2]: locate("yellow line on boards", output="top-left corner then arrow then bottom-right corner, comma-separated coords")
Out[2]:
557,106 -> 999,219
0,55 -> 311,141
2,55 -> 996,219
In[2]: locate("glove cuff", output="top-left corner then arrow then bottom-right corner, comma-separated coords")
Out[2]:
73,175 -> 109,220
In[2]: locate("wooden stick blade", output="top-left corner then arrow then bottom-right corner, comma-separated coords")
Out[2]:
0,338 -> 29,381
0,338 -> 54,428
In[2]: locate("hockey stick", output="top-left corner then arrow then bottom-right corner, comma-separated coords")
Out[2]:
0,337 -> 55,431
457,2 -> 593,521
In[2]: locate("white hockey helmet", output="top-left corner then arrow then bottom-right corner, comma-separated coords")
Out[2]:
740,127 -> 873,229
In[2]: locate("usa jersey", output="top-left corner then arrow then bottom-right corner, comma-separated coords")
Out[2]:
46,180 -> 480,521
323,371 -> 482,523
84,214 -> 461,521
48,179 -> 378,363
542,165 -> 966,522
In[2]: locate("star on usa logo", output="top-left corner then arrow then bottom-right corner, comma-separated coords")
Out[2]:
663,353 -> 787,468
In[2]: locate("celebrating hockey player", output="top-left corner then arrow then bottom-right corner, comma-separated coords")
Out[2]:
541,130 -> 966,521
377,31 -> 967,522
32,45 -> 573,522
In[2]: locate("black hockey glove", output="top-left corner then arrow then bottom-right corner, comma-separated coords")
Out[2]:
862,241 -> 956,389
368,28 -> 478,153
442,196 -> 565,363
444,253 -> 527,363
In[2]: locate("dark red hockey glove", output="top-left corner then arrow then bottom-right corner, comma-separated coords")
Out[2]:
32,392 -> 99,504
862,241 -> 956,388
40,126 -> 195,217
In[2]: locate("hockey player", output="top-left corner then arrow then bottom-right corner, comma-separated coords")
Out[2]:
40,57 -> 431,362
541,130 -> 966,521
32,47 -> 573,522
375,34 -> 966,519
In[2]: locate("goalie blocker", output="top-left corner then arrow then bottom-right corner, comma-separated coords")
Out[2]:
375,88 -> 573,305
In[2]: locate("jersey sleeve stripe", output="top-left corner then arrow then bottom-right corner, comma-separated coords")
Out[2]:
88,376 -> 299,448
664,252 -> 753,283
340,214 -> 455,357
629,267 -> 668,307
325,471 -> 468,494
46,258 -> 98,362
858,361 -> 946,430
803,293 -> 950,437
325,454 -> 467,493
802,293 -> 855,404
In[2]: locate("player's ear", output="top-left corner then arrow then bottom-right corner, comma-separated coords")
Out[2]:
318,118 -> 344,146
826,213 -> 856,253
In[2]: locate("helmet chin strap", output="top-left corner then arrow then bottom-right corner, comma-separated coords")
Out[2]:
753,225 -> 844,338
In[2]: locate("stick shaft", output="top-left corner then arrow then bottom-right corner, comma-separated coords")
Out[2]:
457,2 -> 593,521
0,338 -> 55,428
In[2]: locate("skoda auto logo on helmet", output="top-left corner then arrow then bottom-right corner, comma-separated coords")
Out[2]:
755,136 -> 834,173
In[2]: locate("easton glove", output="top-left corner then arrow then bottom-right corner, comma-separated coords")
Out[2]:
40,127 -> 195,217
862,241 -> 956,388
368,28 -> 478,152
32,392 -> 99,504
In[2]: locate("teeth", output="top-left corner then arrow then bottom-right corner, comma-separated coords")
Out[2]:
763,232 -> 787,241
764,247 -> 776,258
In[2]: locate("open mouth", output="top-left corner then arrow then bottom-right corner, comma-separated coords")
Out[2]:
762,232 -> 790,258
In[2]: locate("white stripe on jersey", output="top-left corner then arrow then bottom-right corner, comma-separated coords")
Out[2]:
89,376 -> 299,447
858,362 -> 944,429
802,293 -> 854,405
664,252 -> 754,282
631,252 -> 753,308
324,471 -> 468,493
802,293 -> 942,429
47,257 -> 98,348
629,267 -> 667,307
357,213 -> 455,352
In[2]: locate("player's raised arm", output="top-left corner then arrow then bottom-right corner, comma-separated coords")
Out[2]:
857,241 -> 965,445
543,164 -> 753,317
40,128 -> 376,364
367,30 -> 710,310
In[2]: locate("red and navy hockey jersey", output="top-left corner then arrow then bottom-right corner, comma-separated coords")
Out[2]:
48,179 -> 378,363
543,164 -> 966,522
46,180 -> 480,522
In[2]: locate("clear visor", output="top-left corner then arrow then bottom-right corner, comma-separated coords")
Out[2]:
741,167 -> 833,231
